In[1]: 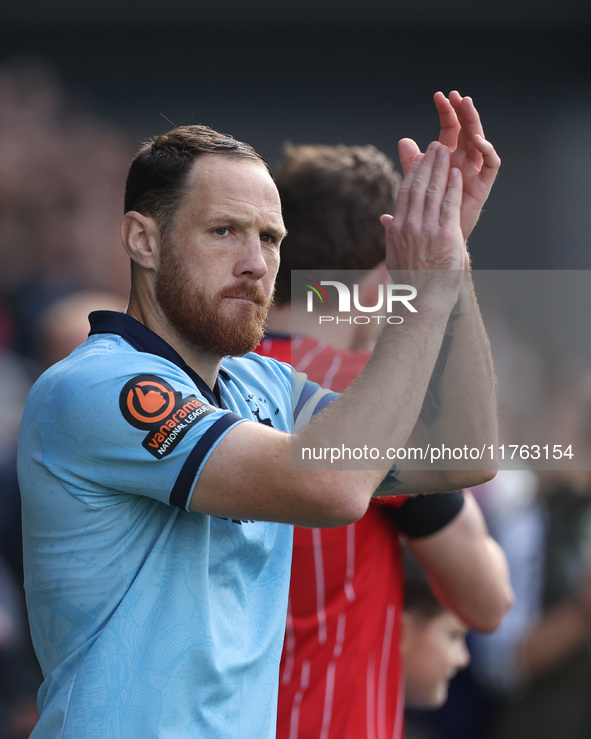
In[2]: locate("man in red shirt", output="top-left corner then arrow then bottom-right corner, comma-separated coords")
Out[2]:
257,91 -> 513,738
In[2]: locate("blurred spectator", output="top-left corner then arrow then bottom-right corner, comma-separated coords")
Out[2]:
0,56 -> 131,738
0,302 -> 38,739
470,466 -> 591,739
0,289 -> 124,738
466,376 -> 591,739
402,548 -> 471,710
0,57 -> 131,358
36,290 -> 126,370
415,376 -> 591,739
0,302 -> 32,468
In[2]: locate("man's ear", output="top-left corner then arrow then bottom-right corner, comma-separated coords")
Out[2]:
120,211 -> 161,271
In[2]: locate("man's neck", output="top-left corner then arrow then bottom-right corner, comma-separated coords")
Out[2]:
126,301 -> 222,390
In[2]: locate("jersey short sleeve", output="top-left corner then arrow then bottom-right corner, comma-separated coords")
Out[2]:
290,371 -> 339,432
20,335 -> 246,510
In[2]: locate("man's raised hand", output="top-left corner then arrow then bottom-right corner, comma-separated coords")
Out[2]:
381,141 -> 467,275
398,91 -> 501,242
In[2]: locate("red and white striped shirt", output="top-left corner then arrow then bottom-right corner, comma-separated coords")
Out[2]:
256,334 -> 406,739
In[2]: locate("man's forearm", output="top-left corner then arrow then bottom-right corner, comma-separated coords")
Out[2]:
446,272 -> 497,448
408,492 -> 513,632
401,271 -> 498,487
293,283 -> 460,490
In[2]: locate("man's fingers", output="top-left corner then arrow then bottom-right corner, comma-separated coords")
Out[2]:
385,147 -> 465,274
423,144 -> 451,224
472,133 -> 501,189
392,144 -> 427,224
440,167 -> 463,228
397,141 -> 440,226
459,96 -> 485,137
434,91 -> 460,150
398,138 -> 422,176
453,94 -> 485,163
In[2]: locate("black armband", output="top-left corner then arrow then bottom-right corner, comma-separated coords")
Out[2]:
390,490 -> 465,538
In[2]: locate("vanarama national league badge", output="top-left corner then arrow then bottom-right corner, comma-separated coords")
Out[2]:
119,374 -> 216,459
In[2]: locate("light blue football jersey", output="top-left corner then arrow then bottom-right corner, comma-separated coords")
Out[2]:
17,311 -> 336,738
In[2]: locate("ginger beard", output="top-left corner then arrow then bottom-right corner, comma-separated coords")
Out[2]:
155,237 -> 273,357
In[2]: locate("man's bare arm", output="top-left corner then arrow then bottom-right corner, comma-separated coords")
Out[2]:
406,491 -> 513,632
378,93 -> 501,492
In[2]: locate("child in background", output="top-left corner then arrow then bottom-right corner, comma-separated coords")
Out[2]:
403,547 -> 471,709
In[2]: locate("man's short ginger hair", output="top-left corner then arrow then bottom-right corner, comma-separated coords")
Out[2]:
273,143 -> 401,305
124,124 -> 270,236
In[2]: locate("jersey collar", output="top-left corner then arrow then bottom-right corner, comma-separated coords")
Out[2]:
88,310 -> 228,408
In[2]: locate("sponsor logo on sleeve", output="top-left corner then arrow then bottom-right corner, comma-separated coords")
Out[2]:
119,374 -> 216,459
